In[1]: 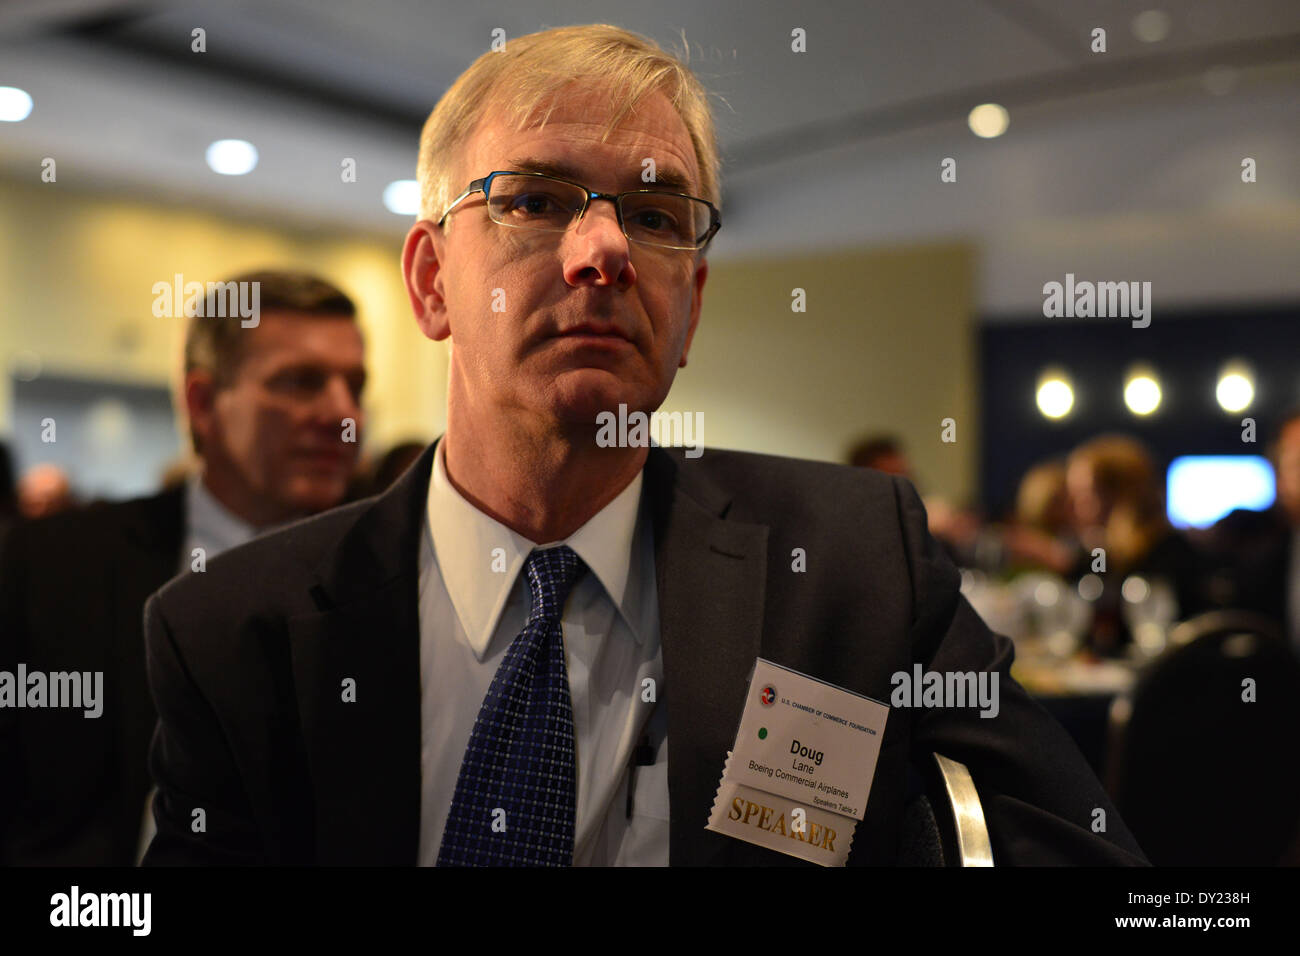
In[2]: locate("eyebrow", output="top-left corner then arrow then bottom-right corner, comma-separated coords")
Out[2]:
504,156 -> 697,195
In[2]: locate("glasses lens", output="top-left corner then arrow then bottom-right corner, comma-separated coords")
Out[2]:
486,174 -> 585,231
621,193 -> 707,248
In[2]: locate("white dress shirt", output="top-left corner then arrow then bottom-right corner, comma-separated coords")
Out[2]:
417,440 -> 670,865
178,473 -> 259,575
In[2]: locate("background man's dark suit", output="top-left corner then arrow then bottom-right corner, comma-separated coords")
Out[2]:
1206,504 -> 1293,630
143,441 -> 1146,865
0,486 -> 184,865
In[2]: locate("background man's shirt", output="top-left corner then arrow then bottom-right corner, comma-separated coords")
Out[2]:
179,473 -> 258,575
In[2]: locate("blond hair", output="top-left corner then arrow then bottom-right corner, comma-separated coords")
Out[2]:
1068,435 -> 1168,573
416,24 -> 722,224
1015,460 -> 1068,534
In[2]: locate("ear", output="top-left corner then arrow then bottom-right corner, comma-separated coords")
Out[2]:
402,220 -> 451,342
184,369 -> 217,451
678,255 -> 708,368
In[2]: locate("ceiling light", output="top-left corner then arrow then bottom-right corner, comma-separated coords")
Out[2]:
1124,367 -> 1162,416
1132,10 -> 1172,43
1036,372 -> 1074,420
205,139 -> 258,176
0,86 -> 33,122
383,180 -> 421,216
968,103 -> 1009,139
1216,361 -> 1254,413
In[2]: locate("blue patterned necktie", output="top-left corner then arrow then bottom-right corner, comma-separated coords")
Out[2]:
437,545 -> 588,866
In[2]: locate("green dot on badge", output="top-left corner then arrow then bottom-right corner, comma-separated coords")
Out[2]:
758,727 -> 768,740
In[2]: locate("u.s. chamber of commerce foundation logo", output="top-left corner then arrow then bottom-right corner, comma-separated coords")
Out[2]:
760,685 -> 777,706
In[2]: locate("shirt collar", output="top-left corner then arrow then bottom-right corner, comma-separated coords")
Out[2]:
426,439 -> 646,658
185,472 -> 258,555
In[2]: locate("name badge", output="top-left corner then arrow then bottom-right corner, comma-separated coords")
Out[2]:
707,658 -> 889,866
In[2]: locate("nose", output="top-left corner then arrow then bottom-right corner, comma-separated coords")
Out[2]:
564,196 -> 635,286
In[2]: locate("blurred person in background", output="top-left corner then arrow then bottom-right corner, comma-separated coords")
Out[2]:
999,459 -> 1079,576
0,442 -> 17,545
846,433 -> 912,477
1065,435 -> 1209,655
923,458 -> 1080,577
1206,408 -> 1300,653
16,463 -> 75,519
0,269 -> 367,865
846,433 -> 989,566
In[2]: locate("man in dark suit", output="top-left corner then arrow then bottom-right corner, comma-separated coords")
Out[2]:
143,24 -> 1145,866
0,271 -> 366,865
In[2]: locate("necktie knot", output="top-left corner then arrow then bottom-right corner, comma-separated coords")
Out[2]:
525,545 -> 587,625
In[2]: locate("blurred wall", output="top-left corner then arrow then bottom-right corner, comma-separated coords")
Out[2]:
0,177 -> 446,462
1,177 -> 977,502
671,240 -> 977,501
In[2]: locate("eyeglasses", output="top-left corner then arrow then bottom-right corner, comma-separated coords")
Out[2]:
437,170 -> 721,251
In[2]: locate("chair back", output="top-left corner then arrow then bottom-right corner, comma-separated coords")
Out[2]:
1108,610 -> 1300,865
898,752 -> 994,866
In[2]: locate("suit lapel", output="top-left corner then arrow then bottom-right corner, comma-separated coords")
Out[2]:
287,443 -> 434,864
644,449 -> 772,865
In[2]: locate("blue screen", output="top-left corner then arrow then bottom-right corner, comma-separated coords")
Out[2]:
1167,455 -> 1276,529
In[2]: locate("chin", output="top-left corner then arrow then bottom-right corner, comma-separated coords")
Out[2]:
285,476 -> 350,515
546,368 -> 657,424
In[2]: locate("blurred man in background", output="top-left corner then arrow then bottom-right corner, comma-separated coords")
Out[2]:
0,269 -> 366,865
0,442 -> 17,546
846,433 -> 912,478
15,463 -> 75,520
1207,408 -> 1300,652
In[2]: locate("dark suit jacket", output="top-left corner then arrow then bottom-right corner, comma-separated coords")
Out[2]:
1206,505 -> 1293,627
142,442 -> 1147,865
0,486 -> 185,865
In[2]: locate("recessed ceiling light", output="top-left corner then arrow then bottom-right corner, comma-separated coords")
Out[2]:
205,139 -> 258,176
967,103 -> 1009,138
1202,65 -> 1238,96
1132,10 -> 1171,43
383,179 -> 421,216
0,86 -> 33,122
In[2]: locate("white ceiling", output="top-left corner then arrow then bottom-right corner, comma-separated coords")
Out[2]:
1,0 -> 1297,313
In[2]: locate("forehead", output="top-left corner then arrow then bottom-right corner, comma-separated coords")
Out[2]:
462,84 -> 702,194
240,313 -> 363,363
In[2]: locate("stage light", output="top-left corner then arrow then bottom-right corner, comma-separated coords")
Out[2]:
1036,369 -> 1074,419
1215,361 -> 1254,413
1124,366 -> 1162,416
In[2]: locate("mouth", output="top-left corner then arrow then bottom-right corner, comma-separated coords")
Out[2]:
552,323 -> 635,348
297,448 -> 353,468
